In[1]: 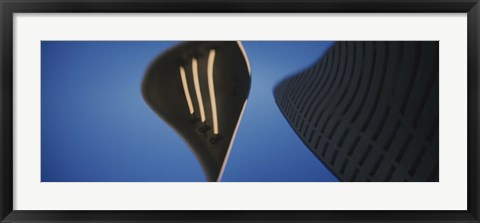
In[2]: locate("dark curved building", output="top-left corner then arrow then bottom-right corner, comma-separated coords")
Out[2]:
274,41 -> 439,182
142,41 -> 251,182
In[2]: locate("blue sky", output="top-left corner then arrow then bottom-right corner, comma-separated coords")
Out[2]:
41,41 -> 338,182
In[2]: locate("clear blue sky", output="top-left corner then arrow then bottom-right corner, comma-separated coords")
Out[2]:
41,41 -> 339,182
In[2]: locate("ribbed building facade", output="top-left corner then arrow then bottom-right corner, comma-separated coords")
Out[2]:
274,41 -> 439,182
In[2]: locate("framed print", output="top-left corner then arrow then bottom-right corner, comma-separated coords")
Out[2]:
1,0 -> 479,222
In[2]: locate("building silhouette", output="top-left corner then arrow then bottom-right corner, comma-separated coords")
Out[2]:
142,41 -> 251,182
274,41 -> 439,182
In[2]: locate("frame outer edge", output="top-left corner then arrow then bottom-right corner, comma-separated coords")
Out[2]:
0,0 -> 2,219
468,1 -> 480,221
1,0 -> 480,222
0,1 -> 14,223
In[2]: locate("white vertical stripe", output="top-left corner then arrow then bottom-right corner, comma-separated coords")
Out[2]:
179,66 -> 194,114
237,41 -> 251,76
192,58 -> 206,122
216,100 -> 248,182
207,49 -> 218,134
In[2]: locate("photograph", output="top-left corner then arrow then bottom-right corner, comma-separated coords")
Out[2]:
3,1 -> 478,222
41,41 -> 439,182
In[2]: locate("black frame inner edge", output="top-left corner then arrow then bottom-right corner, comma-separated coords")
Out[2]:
1,0 -> 479,222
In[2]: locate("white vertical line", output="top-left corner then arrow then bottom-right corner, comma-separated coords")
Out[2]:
192,58 -> 206,122
236,41 -> 251,76
216,100 -> 248,182
207,49 -> 218,134
179,66 -> 194,115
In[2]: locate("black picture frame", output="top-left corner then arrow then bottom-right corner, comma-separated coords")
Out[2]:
1,0 -> 479,222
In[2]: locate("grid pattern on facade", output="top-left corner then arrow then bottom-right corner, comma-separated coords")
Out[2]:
274,41 -> 439,182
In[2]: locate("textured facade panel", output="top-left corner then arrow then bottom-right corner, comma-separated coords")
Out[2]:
274,41 -> 439,182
